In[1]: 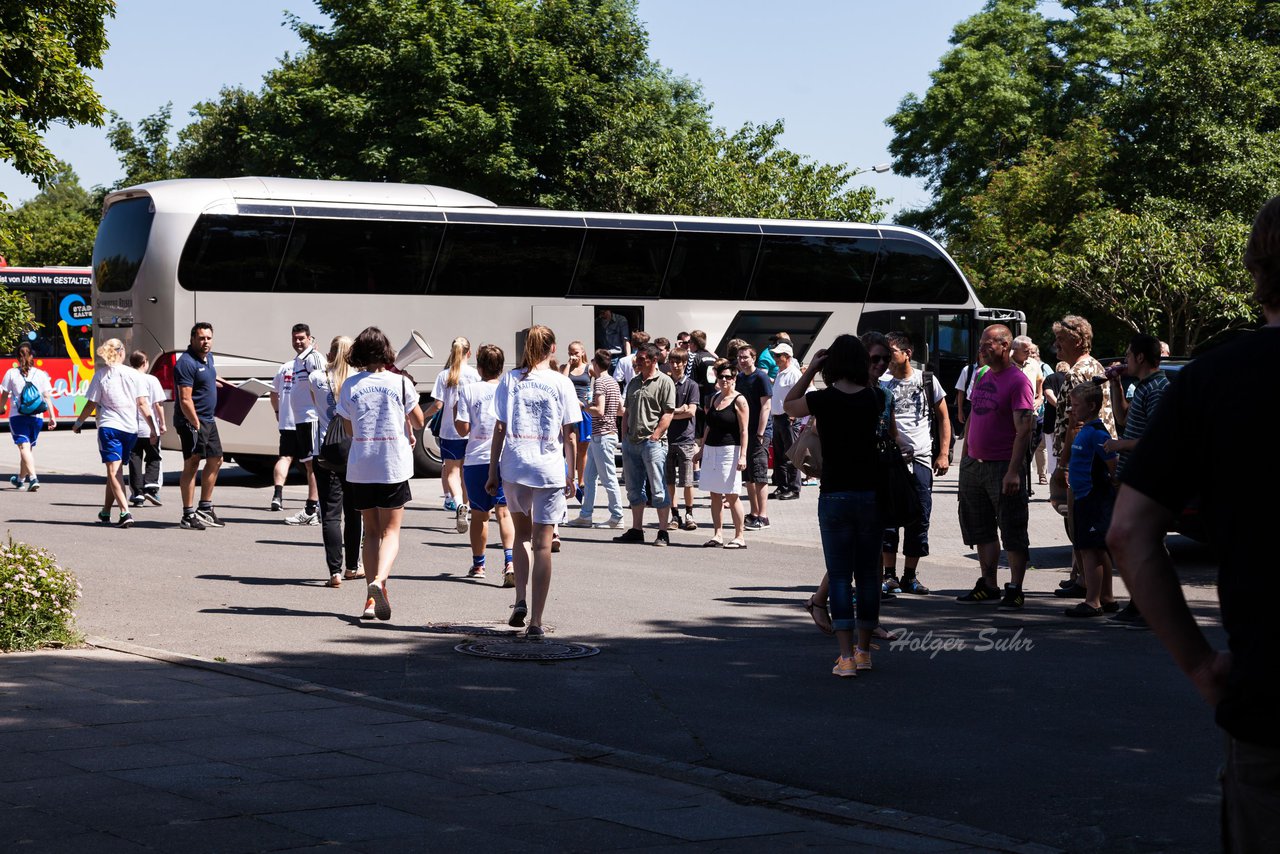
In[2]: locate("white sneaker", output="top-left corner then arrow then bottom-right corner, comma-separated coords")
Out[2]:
596,516 -> 624,529
564,516 -> 593,528
285,509 -> 319,526
455,504 -> 470,533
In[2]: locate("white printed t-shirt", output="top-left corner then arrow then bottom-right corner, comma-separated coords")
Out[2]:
288,346 -> 323,425
335,370 -> 416,484
85,364 -> 146,433
273,361 -> 297,430
455,380 -> 500,466
136,372 -> 166,438
2,367 -> 53,418
493,367 -> 581,488
431,364 -> 480,441
878,370 -> 945,462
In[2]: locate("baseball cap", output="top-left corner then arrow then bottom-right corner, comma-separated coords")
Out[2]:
771,342 -> 794,356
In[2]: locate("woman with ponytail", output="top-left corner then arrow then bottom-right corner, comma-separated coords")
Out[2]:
425,336 -> 480,533
486,325 -> 581,638
1,341 -> 57,490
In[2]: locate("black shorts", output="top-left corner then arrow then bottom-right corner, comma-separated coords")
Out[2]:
278,422 -> 315,461
348,480 -> 413,511
1071,490 -> 1114,550
745,442 -> 769,484
177,419 -> 222,460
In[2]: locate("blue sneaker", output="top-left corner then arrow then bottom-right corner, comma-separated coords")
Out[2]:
9,475 -> 19,488
443,498 -> 458,512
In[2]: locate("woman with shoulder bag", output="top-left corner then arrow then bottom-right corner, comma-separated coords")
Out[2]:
336,327 -> 426,621
310,335 -> 363,588
0,341 -> 57,491
784,334 -> 893,678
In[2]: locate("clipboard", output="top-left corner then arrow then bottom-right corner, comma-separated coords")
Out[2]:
215,379 -> 271,426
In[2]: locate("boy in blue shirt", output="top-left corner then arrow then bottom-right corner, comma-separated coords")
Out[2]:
1065,381 -> 1118,617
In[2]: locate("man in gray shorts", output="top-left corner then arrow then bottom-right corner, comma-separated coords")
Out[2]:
955,324 -> 1036,610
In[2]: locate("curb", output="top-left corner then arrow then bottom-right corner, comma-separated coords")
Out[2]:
87,635 -> 1063,854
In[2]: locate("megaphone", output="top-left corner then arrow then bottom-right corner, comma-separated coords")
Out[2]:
394,330 -> 434,372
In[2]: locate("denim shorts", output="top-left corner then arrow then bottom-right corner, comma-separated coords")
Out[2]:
621,438 -> 669,508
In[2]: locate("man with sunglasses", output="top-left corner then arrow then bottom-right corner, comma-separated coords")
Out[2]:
736,347 -> 774,530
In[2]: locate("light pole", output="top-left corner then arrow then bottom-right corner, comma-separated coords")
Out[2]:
852,163 -> 892,176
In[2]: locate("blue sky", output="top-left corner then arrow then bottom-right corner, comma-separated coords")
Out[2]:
0,0 -> 991,218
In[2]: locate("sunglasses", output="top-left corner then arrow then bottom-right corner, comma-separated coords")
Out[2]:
870,354 -> 890,363
717,374 -> 735,380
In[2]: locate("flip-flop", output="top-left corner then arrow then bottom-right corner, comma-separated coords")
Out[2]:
803,597 -> 834,636
723,538 -> 746,549
703,537 -> 723,548
872,626 -> 898,641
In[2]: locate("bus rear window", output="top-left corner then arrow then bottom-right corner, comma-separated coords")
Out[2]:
93,197 -> 155,293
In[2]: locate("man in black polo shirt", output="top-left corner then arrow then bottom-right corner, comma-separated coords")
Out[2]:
1109,196 -> 1280,851
174,322 -> 223,530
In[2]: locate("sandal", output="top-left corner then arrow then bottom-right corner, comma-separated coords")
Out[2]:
872,625 -> 897,641
703,536 -> 723,547
343,568 -> 366,580
723,538 -> 746,549
803,596 -> 834,636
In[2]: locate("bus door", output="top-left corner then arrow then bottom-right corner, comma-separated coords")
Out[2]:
857,309 -> 972,394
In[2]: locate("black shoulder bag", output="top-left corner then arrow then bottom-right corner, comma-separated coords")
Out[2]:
875,387 -> 922,528
316,371 -> 351,473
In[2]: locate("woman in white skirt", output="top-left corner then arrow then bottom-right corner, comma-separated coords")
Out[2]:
693,359 -> 749,548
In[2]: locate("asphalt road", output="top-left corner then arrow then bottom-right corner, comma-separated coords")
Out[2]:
5,429 -> 1226,853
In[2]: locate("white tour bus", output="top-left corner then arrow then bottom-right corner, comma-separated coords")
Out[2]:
91,177 -> 1022,477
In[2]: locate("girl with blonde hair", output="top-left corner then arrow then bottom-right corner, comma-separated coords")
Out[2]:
486,325 -> 581,638
425,336 -> 480,532
72,338 -> 156,527
0,341 -> 57,491
309,335 -> 363,588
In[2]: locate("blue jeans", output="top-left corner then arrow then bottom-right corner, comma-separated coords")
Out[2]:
621,438 -> 669,509
580,432 -> 623,521
818,490 -> 883,632
881,460 -> 933,558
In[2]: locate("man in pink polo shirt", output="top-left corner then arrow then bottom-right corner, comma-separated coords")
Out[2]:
956,324 -> 1036,610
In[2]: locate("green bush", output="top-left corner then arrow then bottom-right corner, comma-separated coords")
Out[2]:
0,536 -> 81,652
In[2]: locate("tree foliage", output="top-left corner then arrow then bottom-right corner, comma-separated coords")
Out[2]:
890,0 -> 1277,352
0,163 -> 98,267
106,104 -> 183,189
173,0 -> 882,221
0,0 -> 115,206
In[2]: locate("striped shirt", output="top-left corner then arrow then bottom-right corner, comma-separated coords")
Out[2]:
1118,369 -> 1170,475
590,373 -> 621,435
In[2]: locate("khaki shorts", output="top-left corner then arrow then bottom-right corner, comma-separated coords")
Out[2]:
503,481 -> 568,526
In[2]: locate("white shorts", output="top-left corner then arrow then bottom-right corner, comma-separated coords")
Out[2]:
502,481 -> 568,526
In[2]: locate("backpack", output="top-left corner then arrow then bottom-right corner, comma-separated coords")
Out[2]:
17,374 -> 46,416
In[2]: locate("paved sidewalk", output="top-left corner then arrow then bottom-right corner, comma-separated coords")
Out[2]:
0,646 -> 1058,853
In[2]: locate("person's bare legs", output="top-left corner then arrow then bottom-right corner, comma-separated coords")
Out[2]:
1100,552 -> 1115,604
511,511 -> 532,604
272,455 -> 292,491
372,507 -> 403,585
709,493 -> 724,538
814,573 -> 830,607
180,455 -> 202,508
746,482 -> 762,517
576,439 -> 589,490
199,457 -> 222,503
629,504 -> 646,530
528,521 -> 555,628
977,541 -> 1002,588
496,504 -> 514,551
1079,547 -> 1106,609
727,494 -> 745,539
756,481 -> 769,521
17,442 -> 34,479
1007,547 -> 1028,588
469,507 -> 490,559
360,509 -> 382,582
104,460 -> 128,513
444,459 -> 464,504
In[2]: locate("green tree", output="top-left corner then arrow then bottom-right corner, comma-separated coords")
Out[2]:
175,0 -> 880,220
106,104 -> 183,189
0,163 -> 99,267
1051,203 -> 1256,354
0,0 -> 115,207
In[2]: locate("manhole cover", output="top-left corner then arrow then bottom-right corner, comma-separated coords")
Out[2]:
454,639 -> 600,661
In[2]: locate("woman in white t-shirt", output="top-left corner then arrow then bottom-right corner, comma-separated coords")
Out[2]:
454,344 -> 515,586
486,325 -> 581,639
0,341 -> 57,491
309,335 -> 363,588
72,339 -> 156,528
336,327 -> 425,622
425,336 -> 480,531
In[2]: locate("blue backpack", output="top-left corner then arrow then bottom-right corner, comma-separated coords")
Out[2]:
17,374 -> 46,416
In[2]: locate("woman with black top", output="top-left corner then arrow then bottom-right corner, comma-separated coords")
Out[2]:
694,359 -> 749,548
561,340 -> 593,499
785,334 -> 887,678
